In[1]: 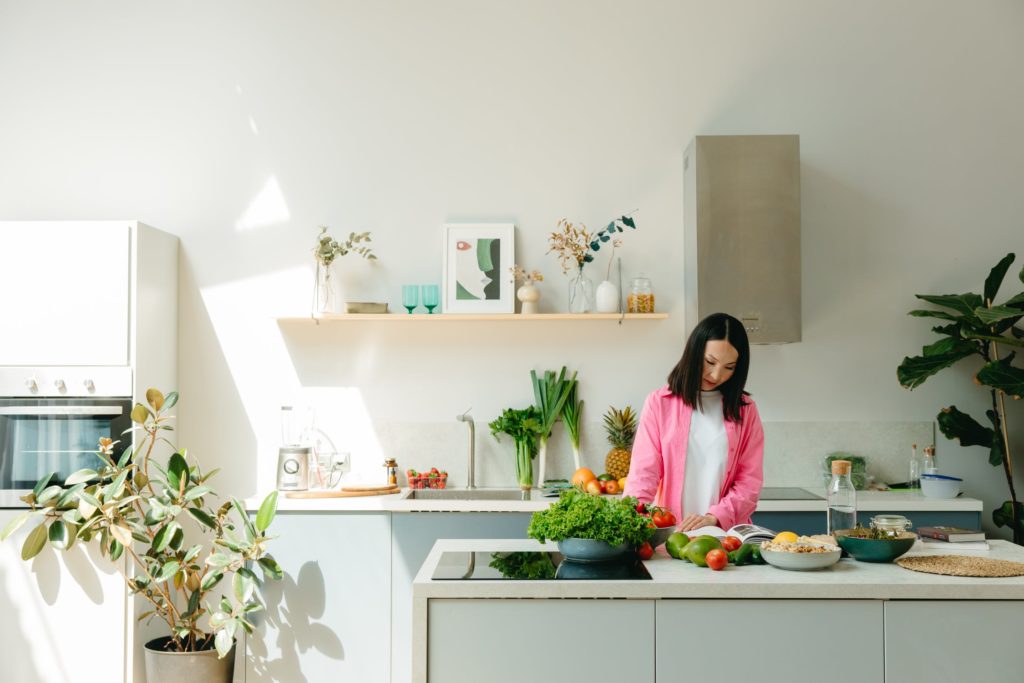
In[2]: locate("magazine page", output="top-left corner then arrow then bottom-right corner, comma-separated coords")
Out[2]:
684,524 -> 728,538
728,523 -> 777,543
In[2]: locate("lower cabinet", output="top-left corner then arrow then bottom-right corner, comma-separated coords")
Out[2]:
0,510 -> 128,683
428,599 -> 655,683
391,512 -> 532,683
752,511 -> 982,537
657,599 -> 883,683
246,512 -> 391,683
884,601 -> 1021,683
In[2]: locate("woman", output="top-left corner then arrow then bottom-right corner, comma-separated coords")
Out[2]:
624,312 -> 764,532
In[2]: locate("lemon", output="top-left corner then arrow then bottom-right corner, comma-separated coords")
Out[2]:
773,531 -> 799,544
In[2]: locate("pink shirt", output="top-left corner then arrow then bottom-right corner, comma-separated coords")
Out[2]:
623,385 -> 765,530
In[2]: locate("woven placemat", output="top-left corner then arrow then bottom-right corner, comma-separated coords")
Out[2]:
896,555 -> 1024,577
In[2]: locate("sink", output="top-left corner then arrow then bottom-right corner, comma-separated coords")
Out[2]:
405,488 -> 533,501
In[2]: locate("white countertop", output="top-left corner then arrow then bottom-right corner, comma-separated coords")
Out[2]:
412,537 -> 1024,601
244,487 -> 983,513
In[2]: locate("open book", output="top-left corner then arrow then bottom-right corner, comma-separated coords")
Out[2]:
685,523 -> 777,544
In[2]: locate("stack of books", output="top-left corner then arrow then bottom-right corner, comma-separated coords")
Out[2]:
916,525 -> 989,551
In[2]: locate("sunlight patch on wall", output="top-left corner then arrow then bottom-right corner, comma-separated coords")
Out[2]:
235,175 -> 289,232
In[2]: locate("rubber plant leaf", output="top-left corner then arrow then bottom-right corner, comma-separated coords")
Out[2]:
21,523 -> 47,560
976,353 -> 1024,400
255,490 -> 279,533
146,388 -> 165,412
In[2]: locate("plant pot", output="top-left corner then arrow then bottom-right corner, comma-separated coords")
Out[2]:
516,283 -> 541,314
144,636 -> 235,683
595,280 -> 619,313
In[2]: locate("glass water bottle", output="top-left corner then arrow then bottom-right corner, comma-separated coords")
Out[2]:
827,459 -> 857,534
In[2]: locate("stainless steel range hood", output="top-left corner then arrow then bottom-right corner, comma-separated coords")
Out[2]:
683,135 -> 801,344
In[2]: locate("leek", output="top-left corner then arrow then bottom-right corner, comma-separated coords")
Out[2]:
531,367 -> 577,487
562,382 -> 584,471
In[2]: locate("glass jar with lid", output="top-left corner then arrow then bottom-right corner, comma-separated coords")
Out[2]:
869,514 -> 912,536
627,274 -> 655,313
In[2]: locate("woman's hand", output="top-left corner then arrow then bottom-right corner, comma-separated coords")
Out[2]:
677,513 -> 718,532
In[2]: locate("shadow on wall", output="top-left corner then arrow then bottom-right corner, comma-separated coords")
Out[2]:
247,560 -> 344,683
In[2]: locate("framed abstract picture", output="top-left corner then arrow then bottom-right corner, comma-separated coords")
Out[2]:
441,223 -> 515,313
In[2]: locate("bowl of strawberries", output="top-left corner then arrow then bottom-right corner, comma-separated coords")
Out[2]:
406,467 -> 448,489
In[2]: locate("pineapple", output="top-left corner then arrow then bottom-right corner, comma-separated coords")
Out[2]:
603,406 -> 637,480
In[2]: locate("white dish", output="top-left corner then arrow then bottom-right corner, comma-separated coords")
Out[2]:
761,546 -> 842,571
920,474 -> 962,498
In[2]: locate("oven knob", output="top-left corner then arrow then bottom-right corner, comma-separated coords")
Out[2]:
54,379 -> 66,393
25,378 -> 37,392
83,379 -> 95,393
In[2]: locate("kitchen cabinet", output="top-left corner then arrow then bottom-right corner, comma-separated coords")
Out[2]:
0,510 -> 128,683
883,601 -> 1019,682
246,512 -> 391,683
658,600 -> 883,682
391,512 -> 532,683
428,599 -> 654,683
0,221 -> 131,366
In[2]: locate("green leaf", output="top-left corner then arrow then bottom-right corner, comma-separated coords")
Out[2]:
146,388 -> 165,412
188,507 -> 217,530
206,552 -> 233,569
21,523 -> 47,560
184,588 -> 201,618
166,452 -> 189,495
233,572 -> 255,603
960,330 -> 1024,348
109,539 -> 124,561
55,483 -> 86,508
200,571 -> 224,592
976,353 -> 1024,399
908,309 -> 959,321
163,391 -> 179,410
151,522 -> 181,553
107,469 -> 130,499
183,544 -> 203,564
155,561 -> 180,583
0,511 -> 32,541
214,626 -> 235,658
32,473 -> 55,500
255,491 -> 278,532
130,403 -> 150,424
897,346 -> 977,389
937,406 -> 997,458
974,305 -> 1024,327
48,520 -> 76,550
64,469 -> 97,485
36,485 -> 63,505
184,485 -> 212,503
993,501 -> 1024,534
258,556 -> 284,581
915,293 -> 984,318
231,497 -> 258,539
984,253 -> 1015,304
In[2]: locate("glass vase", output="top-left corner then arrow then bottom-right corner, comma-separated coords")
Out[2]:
515,439 -> 534,490
567,267 -> 594,313
315,262 -> 335,314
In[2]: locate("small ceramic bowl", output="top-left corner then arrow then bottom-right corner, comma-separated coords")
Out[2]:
921,473 -> 962,498
760,545 -> 842,571
834,530 -> 917,563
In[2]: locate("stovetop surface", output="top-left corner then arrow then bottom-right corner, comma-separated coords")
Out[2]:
432,551 -> 652,581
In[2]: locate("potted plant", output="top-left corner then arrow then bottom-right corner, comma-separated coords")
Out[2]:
546,213 -> 637,313
897,253 -> 1024,543
313,225 -> 378,313
488,406 -> 543,490
0,388 -> 282,682
510,264 -> 544,314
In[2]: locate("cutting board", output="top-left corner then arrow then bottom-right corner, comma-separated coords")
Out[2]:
285,486 -> 400,499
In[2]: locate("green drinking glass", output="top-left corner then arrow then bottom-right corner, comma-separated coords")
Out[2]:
401,285 -> 419,314
422,284 -> 440,314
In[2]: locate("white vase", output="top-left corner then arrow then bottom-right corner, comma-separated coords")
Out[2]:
517,283 -> 541,315
595,280 -> 619,313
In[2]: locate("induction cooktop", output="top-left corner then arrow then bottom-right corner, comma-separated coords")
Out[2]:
432,551 -> 652,581
759,486 -> 824,500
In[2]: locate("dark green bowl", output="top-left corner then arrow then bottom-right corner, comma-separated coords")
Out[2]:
834,531 -> 916,563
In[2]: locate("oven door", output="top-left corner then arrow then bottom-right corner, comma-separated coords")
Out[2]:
0,397 -> 133,490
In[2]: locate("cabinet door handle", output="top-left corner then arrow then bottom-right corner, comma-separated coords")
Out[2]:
0,406 -> 124,416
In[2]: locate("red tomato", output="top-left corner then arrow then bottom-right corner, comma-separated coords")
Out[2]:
662,511 -> 676,526
635,503 -> 648,515
652,510 -> 674,528
721,536 -> 742,552
705,549 -> 728,571
637,542 -> 654,561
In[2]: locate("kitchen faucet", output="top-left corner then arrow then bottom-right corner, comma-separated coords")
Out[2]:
456,408 -> 475,489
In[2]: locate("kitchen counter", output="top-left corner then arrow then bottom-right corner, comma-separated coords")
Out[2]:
413,537 -> 1024,600
248,486 -> 983,513
412,538 -> 1024,683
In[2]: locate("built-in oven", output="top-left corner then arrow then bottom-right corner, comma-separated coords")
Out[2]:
0,367 -> 133,493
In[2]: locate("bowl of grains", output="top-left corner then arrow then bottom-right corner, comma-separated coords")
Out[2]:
760,536 -> 842,571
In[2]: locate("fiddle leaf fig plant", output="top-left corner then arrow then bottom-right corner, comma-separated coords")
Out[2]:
0,388 -> 282,657
897,253 -> 1024,543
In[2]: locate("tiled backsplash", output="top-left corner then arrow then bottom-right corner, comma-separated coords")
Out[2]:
333,419 -> 935,491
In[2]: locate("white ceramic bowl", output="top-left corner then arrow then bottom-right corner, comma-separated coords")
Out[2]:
920,474 -> 962,498
760,546 -> 842,571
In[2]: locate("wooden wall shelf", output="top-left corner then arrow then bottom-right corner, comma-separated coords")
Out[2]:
278,313 -> 669,322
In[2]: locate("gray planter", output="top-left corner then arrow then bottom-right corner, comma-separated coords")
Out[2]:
144,637 -> 235,683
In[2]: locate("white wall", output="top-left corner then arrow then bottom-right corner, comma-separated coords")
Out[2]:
1,1 -> 1022,533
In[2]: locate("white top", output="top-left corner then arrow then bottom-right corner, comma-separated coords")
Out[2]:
682,390 -> 728,517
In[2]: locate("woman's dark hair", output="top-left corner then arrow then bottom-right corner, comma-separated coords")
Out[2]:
667,312 -> 751,422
